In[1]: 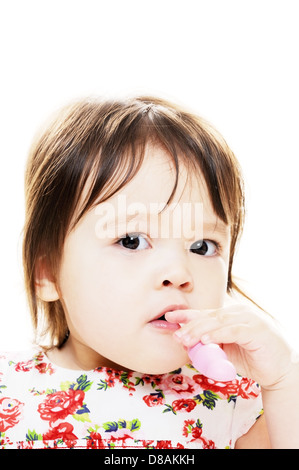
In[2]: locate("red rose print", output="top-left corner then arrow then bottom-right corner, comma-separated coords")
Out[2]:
101,369 -> 135,392
35,362 -> 55,375
38,389 -> 84,425
108,432 -> 134,448
87,432 -> 106,449
15,361 -> 34,372
183,419 -> 195,437
43,422 -> 78,448
183,419 -> 202,440
182,419 -> 215,448
140,439 -> 155,448
163,374 -> 195,395
143,393 -> 165,407
176,443 -> 185,448
193,374 -> 239,399
172,398 -> 197,413
156,440 -> 172,448
103,369 -> 118,387
141,374 -> 163,387
191,426 -> 203,440
238,378 -> 260,399
0,397 -> 24,432
201,437 -> 216,449
18,441 -> 34,449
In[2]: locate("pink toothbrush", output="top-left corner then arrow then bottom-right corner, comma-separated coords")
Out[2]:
188,342 -> 236,382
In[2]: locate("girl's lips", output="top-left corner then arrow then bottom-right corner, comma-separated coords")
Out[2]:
148,304 -> 188,332
149,319 -> 180,331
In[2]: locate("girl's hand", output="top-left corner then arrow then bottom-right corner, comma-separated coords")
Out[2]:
165,302 -> 297,390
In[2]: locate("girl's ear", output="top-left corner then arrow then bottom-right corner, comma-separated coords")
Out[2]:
35,256 -> 60,301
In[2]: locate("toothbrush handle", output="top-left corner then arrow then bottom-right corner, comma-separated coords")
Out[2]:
188,342 -> 236,382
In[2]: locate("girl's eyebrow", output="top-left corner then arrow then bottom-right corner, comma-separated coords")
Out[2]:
98,207 -> 230,233
106,211 -> 152,226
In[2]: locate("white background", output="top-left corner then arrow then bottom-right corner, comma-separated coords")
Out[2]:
0,0 -> 298,350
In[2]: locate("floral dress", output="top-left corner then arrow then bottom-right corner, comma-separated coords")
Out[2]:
0,349 -> 263,449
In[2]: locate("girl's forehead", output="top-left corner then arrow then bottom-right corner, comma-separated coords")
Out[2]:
118,145 -> 209,203
74,143 -> 227,235
90,154 -> 229,244
92,146 -> 221,232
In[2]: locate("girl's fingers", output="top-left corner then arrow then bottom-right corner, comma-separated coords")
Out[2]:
168,304 -> 264,348
165,309 -> 214,324
175,321 -> 257,350
200,324 -> 252,347
167,303 -> 296,389
166,304 -> 253,326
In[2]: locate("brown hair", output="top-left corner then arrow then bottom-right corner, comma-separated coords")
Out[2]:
23,95 -> 247,348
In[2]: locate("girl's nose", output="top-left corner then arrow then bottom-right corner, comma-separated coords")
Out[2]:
162,278 -> 193,292
154,251 -> 194,292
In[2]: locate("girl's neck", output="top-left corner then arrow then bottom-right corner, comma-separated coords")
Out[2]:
46,335 -> 131,372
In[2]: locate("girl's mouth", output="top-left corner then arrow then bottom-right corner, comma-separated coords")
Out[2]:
149,316 -> 180,331
148,304 -> 187,331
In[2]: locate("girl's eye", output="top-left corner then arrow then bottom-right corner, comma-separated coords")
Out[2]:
190,239 -> 219,256
117,234 -> 150,251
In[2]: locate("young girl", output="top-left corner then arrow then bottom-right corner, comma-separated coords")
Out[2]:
0,96 -> 298,449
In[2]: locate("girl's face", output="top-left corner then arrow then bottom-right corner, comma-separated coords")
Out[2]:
55,145 -> 231,373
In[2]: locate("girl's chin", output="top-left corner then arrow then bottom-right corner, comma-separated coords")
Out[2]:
86,340 -> 189,374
